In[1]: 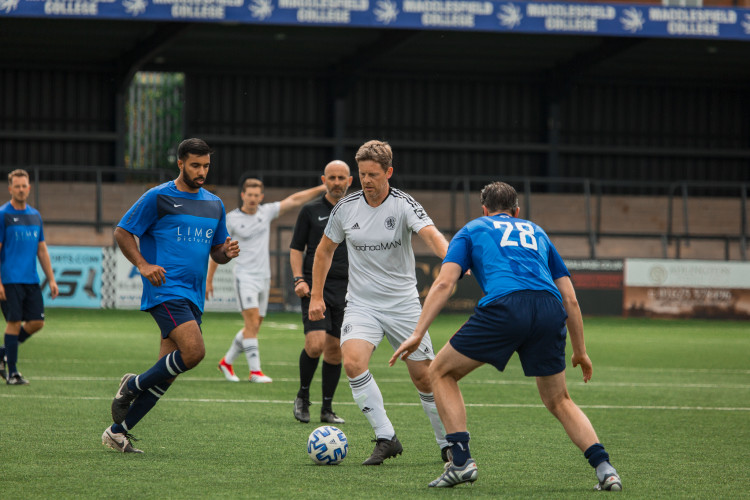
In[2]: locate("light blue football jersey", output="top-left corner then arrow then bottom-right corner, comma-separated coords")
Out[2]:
0,202 -> 45,284
444,213 -> 569,306
118,181 -> 229,311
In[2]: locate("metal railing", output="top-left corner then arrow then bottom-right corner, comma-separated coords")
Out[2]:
26,166 -> 173,233
13,166 -> 749,261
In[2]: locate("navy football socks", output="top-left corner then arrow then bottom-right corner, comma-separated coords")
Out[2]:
445,431 -> 471,466
17,326 -> 30,343
584,442 -> 610,468
113,381 -> 173,433
3,334 -> 19,375
127,350 -> 188,393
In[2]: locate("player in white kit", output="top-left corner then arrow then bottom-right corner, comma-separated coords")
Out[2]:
309,140 -> 451,465
207,177 -> 325,383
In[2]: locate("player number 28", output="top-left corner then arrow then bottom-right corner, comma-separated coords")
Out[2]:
493,221 -> 538,250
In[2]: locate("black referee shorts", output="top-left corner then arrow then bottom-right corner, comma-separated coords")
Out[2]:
300,279 -> 347,338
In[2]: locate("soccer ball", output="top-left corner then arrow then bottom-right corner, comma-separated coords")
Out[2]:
307,425 -> 348,465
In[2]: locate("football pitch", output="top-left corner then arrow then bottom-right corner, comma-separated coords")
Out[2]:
2,309 -> 749,499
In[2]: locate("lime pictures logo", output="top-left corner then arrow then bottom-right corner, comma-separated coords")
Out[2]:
13,229 -> 40,242
176,225 -> 213,244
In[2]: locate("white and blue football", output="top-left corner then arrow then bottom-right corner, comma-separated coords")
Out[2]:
307,425 -> 348,465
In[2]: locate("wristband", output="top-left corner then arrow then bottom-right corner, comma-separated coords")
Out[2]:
293,276 -> 305,285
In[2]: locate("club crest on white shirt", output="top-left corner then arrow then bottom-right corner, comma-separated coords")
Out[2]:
384,216 -> 396,230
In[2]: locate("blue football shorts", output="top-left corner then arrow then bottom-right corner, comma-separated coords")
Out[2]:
1,283 -> 45,323
449,290 -> 568,377
148,299 -> 203,339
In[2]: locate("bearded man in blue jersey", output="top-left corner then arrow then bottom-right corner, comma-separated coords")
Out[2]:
102,138 -> 239,453
391,181 -> 621,492
0,169 -> 59,385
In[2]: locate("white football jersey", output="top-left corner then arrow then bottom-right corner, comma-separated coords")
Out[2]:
226,202 -> 280,278
325,188 -> 433,309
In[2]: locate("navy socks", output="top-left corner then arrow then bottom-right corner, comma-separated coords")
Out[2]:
113,381 -> 173,433
584,442 -> 610,468
3,334 -> 19,375
445,431 -> 471,466
128,350 -> 188,393
17,326 -> 30,343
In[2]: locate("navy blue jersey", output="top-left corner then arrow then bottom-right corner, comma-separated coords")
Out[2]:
117,181 -> 229,312
0,202 -> 45,284
444,213 -> 569,306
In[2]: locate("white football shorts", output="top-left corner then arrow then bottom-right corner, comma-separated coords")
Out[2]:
341,300 -> 435,361
234,275 -> 270,316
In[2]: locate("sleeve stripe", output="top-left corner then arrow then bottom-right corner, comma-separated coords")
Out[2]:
330,191 -> 362,218
390,188 -> 423,210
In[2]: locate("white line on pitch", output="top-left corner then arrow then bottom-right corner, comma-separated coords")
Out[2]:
21,359 -> 750,375
14,375 -> 750,390
0,393 -> 748,412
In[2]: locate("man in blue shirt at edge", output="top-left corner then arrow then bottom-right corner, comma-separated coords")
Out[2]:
0,169 -> 59,385
102,138 -> 240,453
391,181 -> 621,491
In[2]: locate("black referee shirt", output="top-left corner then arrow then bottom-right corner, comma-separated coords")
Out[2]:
290,194 -> 349,283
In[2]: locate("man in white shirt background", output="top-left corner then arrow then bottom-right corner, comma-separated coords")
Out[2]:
208,177 -> 325,383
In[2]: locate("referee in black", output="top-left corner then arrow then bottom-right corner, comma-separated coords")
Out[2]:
290,160 -> 352,424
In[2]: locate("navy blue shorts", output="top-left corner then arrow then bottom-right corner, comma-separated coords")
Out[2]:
148,299 -> 203,339
1,283 -> 45,323
449,290 -> 568,377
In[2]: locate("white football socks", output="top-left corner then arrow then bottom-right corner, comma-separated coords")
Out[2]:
224,329 -> 244,364
242,337 -> 261,372
419,391 -> 449,449
349,370 -> 395,440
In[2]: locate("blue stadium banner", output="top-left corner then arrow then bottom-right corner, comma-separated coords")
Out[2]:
36,246 -> 103,308
1,0 -> 749,41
